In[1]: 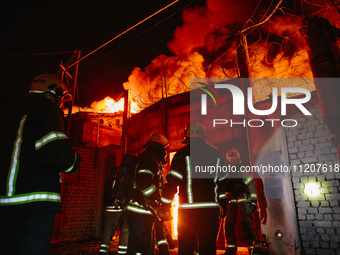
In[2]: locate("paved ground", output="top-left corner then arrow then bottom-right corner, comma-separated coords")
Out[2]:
50,238 -> 250,255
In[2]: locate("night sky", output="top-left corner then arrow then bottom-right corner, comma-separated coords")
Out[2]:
1,0 -> 205,107
0,0 -> 329,109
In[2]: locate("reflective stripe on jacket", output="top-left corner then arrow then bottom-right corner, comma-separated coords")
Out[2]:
0,95 -> 79,213
161,140 -> 228,209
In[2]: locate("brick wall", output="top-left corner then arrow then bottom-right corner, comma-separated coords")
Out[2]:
285,95 -> 340,254
53,146 -> 101,242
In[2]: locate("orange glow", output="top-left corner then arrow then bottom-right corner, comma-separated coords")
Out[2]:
172,187 -> 179,239
68,96 -> 140,114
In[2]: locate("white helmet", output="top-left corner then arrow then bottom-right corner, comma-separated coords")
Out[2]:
30,74 -> 72,104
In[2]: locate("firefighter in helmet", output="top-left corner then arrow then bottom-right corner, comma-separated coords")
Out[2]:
125,132 -> 170,255
0,74 -> 81,255
223,148 -> 258,255
161,122 -> 229,255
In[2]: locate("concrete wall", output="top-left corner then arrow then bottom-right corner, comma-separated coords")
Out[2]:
285,95 -> 340,254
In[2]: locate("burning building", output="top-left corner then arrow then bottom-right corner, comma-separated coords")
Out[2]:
55,1 -> 340,254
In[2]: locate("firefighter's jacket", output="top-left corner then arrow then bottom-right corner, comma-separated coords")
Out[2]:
225,170 -> 257,203
0,95 -> 80,216
161,139 -> 228,210
126,149 -> 162,215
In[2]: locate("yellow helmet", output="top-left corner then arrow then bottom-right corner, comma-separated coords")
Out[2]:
226,148 -> 241,165
184,122 -> 207,139
148,132 -> 169,148
29,74 -> 72,102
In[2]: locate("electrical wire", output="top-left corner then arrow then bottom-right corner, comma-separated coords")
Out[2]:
241,0 -> 284,34
330,0 -> 340,14
82,0 -> 197,68
66,0 -> 181,70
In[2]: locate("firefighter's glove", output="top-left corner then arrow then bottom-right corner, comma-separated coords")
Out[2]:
158,203 -> 173,221
250,200 -> 257,213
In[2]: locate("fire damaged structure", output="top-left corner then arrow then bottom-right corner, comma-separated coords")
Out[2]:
53,15 -> 340,255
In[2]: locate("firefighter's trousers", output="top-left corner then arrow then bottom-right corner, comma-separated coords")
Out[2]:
0,211 -> 55,255
177,207 -> 219,255
99,207 -> 128,254
126,211 -> 155,255
155,220 -> 170,255
224,201 -> 256,252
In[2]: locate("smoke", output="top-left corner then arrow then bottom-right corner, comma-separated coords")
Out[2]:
123,0 -> 336,108
168,0 -> 257,57
124,0 -> 258,108
123,52 -> 205,108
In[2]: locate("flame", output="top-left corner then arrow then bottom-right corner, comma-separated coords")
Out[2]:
123,0 -> 324,110
69,97 -> 140,114
172,186 -> 179,239
83,2 -> 339,113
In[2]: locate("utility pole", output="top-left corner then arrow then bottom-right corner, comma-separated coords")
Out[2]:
65,50 -> 81,135
235,32 -> 254,167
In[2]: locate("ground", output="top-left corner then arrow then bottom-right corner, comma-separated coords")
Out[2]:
50,238 -> 250,255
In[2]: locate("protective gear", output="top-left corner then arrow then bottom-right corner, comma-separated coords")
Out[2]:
99,171 -> 129,255
147,132 -> 169,148
250,200 -> 257,213
29,74 -> 72,108
226,148 -> 241,165
224,175 -> 258,253
99,211 -> 128,254
161,131 -> 227,254
0,84 -> 80,255
126,134 -> 170,255
183,122 -> 207,143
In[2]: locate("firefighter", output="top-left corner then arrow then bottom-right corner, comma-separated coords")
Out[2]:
160,123 -> 229,255
99,167 -> 128,255
125,132 -> 170,255
0,74 -> 81,255
223,148 -> 258,255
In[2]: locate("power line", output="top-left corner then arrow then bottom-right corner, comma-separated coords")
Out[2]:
82,0 -> 197,68
66,0 -> 180,70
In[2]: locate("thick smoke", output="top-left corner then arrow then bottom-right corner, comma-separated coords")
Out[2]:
123,0 -> 338,108
124,0 -> 258,108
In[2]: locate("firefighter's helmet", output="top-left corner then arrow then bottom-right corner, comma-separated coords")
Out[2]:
29,74 -> 72,102
184,122 -> 207,140
148,133 -> 169,148
226,148 -> 241,165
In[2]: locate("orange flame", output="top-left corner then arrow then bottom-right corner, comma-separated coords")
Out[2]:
172,186 -> 179,239
69,97 -> 140,114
